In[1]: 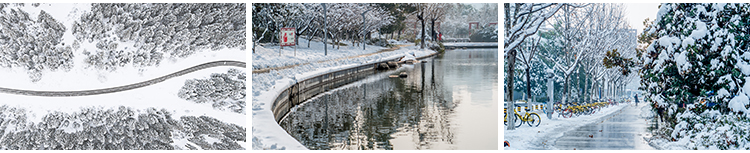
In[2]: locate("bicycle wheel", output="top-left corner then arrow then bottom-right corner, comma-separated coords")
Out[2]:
513,114 -> 523,128
527,113 -> 542,127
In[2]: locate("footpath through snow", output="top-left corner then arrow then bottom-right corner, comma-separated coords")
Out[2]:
503,102 -> 636,150
251,40 -> 437,150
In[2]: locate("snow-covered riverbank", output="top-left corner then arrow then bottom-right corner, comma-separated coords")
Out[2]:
251,40 -> 436,150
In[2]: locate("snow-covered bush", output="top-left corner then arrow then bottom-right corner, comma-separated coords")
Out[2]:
73,3 -> 246,71
642,3 -> 750,149
0,8 -> 74,82
178,69 -> 246,114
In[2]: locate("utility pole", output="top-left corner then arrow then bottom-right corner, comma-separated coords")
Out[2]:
323,3 -> 327,56
362,9 -> 371,50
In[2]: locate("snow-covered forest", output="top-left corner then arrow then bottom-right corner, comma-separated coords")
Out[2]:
0,106 -> 244,150
253,3 -> 393,50
74,3 -> 246,71
0,3 -> 246,150
0,4 -> 74,82
252,3 -> 497,51
0,3 -> 245,81
504,3 -> 637,106
178,68 -> 246,114
440,3 -> 497,39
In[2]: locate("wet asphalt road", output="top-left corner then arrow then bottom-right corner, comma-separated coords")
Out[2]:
554,104 -> 655,150
0,60 -> 245,97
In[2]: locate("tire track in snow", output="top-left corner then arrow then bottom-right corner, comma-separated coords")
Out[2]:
0,60 -> 245,97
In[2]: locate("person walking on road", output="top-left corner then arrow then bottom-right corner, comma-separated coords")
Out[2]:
634,94 -> 639,106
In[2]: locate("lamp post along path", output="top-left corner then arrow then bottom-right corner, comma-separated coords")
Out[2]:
546,68 -> 555,119
323,3 -> 327,56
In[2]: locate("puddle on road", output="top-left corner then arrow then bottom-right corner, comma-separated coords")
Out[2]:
554,105 -> 655,150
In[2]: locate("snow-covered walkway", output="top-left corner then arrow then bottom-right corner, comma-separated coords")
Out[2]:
503,102 -> 636,150
554,103 -> 655,150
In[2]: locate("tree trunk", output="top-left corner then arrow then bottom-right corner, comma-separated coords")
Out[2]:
563,75 -> 569,104
308,28 -> 317,48
506,48 -> 517,130
397,29 -> 402,41
578,66 -> 586,102
431,19 -> 436,42
420,11 -> 425,49
584,71 -> 589,103
525,68 -> 532,103
271,31 -> 277,43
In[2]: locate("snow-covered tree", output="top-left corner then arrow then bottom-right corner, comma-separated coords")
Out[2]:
505,3 -> 570,130
252,3 -> 394,51
640,4 -> 750,149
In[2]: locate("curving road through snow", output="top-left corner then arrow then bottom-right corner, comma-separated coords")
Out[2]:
0,60 -> 245,97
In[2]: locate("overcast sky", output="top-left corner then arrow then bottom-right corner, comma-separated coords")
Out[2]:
622,3 -> 660,91
624,3 -> 661,36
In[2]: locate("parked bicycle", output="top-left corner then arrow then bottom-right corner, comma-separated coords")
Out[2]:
504,106 -> 541,127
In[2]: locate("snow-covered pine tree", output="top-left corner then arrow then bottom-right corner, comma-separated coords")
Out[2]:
642,3 -> 750,149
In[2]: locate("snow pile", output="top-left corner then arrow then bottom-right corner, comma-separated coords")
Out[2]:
388,39 -> 409,45
252,41 -> 436,150
503,103 -> 629,150
400,52 -> 416,62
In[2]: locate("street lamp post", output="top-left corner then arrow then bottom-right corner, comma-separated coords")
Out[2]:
323,3 -> 327,56
546,68 -> 555,119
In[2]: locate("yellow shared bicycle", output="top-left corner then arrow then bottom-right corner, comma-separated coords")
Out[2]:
504,106 -> 541,128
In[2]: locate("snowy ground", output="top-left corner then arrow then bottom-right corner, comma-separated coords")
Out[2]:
0,3 -> 246,149
503,102 -> 634,150
252,38 -> 388,70
251,39 -> 437,150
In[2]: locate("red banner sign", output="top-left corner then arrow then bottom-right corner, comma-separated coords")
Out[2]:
280,28 -> 296,46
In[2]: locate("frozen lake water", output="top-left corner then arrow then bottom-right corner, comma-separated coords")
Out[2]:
279,48 -> 498,150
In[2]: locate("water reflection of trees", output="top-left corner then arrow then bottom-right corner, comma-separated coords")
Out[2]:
278,73 -> 398,150
279,50 -> 497,150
